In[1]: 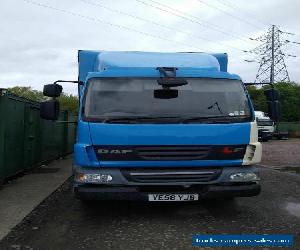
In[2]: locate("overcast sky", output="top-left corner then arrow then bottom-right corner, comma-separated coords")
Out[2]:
1,0 -> 300,94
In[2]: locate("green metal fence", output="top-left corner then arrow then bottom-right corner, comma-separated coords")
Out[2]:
278,122 -> 300,132
278,122 -> 300,138
0,90 -> 76,183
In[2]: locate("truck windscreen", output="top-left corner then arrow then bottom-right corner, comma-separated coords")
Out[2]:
84,78 -> 251,123
257,119 -> 274,126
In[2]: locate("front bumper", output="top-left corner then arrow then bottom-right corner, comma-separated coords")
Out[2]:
258,130 -> 273,141
73,165 -> 261,200
74,183 -> 260,201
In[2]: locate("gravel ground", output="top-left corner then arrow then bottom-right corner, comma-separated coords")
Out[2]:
0,140 -> 299,250
261,139 -> 300,166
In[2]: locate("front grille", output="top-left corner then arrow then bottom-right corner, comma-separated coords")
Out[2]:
121,167 -> 222,183
94,145 -> 246,161
135,146 -> 211,160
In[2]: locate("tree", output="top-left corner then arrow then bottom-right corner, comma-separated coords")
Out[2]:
247,86 -> 267,112
247,82 -> 300,122
8,86 -> 46,102
57,94 -> 79,114
8,86 -> 79,114
274,82 -> 300,122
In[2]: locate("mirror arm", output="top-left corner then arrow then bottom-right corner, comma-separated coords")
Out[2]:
53,80 -> 83,85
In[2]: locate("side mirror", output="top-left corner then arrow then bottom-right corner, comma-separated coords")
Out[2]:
264,88 -> 279,101
154,89 -> 178,99
43,84 -> 63,97
267,101 -> 281,121
40,100 -> 60,120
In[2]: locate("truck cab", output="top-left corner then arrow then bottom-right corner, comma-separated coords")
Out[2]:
255,111 -> 275,142
41,51 -> 264,201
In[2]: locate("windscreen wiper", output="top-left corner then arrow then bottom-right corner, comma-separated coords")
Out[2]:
102,116 -> 149,124
181,115 -> 250,124
102,116 -> 181,124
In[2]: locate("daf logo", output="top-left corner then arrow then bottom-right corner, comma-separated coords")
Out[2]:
98,149 -> 133,154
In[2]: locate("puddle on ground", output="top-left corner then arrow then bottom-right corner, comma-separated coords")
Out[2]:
273,166 -> 300,174
286,202 -> 300,218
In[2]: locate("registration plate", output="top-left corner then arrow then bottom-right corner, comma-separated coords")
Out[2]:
148,194 -> 198,201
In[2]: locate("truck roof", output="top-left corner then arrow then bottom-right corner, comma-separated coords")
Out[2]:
78,50 -> 229,82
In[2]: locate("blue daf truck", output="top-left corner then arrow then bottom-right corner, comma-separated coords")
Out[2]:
40,51 -> 280,202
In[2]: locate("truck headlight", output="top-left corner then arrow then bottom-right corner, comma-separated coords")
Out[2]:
76,173 -> 113,183
229,172 -> 260,182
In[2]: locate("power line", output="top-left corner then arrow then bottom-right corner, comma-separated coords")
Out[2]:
79,0 -> 241,52
135,0 -> 253,46
214,0 -> 271,27
270,27 -> 300,39
195,0 -> 263,30
148,0 -> 255,44
21,0 -> 204,51
278,29 -> 300,45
